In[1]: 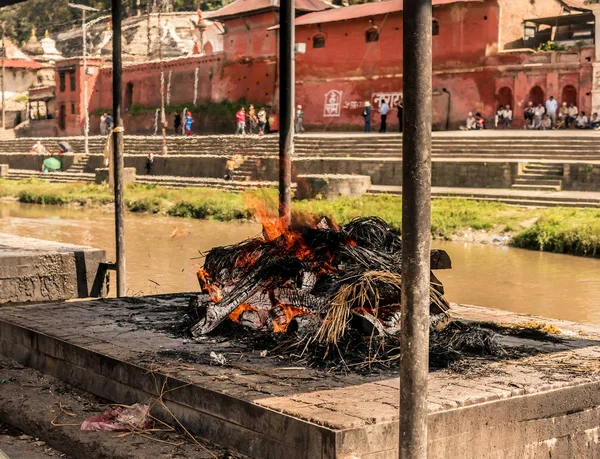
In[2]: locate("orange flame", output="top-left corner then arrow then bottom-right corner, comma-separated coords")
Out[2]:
197,269 -> 223,303
272,304 -> 311,333
228,303 -> 258,323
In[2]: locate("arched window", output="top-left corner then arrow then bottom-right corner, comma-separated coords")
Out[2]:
561,85 -> 577,106
497,86 -> 513,108
366,28 -> 379,43
528,86 -> 545,106
203,41 -> 213,54
432,20 -> 439,36
313,34 -> 325,48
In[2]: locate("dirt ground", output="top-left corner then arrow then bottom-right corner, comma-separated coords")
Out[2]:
0,421 -> 65,459
0,359 -> 248,459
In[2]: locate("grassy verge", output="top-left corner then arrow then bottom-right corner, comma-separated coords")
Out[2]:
1,179 -> 600,257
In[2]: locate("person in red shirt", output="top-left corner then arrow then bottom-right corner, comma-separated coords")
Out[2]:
235,107 -> 246,135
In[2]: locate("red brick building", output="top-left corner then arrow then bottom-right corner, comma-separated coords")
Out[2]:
52,0 -> 600,134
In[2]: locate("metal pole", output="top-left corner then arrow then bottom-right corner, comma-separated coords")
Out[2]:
400,0 -> 432,458
1,25 -> 5,131
158,0 -> 167,154
82,9 -> 89,155
278,0 -> 294,226
112,0 -> 127,297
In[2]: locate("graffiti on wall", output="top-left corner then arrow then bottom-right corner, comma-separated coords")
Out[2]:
324,90 -> 343,117
341,92 -> 404,111
372,92 -> 403,109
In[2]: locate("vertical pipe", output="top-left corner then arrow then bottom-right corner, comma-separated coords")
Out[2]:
278,0 -> 294,226
82,9 -> 89,155
1,26 -> 5,131
112,0 -> 127,297
158,2 -> 167,153
400,0 -> 432,458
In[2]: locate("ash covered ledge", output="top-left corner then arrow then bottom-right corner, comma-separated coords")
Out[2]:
0,234 -> 107,305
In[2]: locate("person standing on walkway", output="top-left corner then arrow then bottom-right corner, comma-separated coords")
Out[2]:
295,105 -> 305,133
379,100 -> 389,133
247,105 -> 258,134
397,101 -> 403,132
362,102 -> 372,133
185,111 -> 194,136
100,113 -> 108,136
257,107 -> 267,136
545,96 -> 558,126
235,107 -> 246,135
145,152 -> 154,175
174,113 -> 182,135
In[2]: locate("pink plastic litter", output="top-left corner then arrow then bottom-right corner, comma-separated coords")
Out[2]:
80,403 -> 151,432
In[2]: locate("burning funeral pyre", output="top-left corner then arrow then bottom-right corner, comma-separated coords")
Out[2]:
190,214 -> 452,347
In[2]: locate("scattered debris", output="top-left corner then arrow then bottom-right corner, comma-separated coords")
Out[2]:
209,352 -> 227,365
80,404 -> 151,432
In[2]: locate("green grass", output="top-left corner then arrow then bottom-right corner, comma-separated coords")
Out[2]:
511,208 -> 600,257
2,179 -> 600,257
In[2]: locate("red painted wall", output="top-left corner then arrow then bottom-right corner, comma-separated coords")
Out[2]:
55,0 -> 596,134
222,12 -> 278,58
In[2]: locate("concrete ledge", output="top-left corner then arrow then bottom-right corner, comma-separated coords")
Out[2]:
0,234 -> 106,305
295,174 -> 371,199
1,297 -> 600,458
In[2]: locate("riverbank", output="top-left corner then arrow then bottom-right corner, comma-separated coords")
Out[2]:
1,179 -> 599,257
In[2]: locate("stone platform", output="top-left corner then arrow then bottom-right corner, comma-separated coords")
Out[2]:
1,295 -> 600,458
0,234 -> 106,305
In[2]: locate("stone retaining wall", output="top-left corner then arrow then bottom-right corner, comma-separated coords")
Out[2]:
4,151 -> 600,191
563,163 -> 600,192
256,158 -> 519,188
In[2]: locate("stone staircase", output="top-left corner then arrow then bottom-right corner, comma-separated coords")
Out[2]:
4,168 -> 277,192
3,134 -> 600,161
235,157 -> 262,181
6,169 -> 96,183
66,154 -> 93,173
511,163 -> 564,191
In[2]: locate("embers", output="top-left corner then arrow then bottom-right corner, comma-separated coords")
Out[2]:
190,215 -> 451,342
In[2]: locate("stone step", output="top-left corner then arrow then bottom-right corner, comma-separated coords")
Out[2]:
432,195 -> 598,208
514,178 -> 563,186
520,172 -> 564,178
510,183 -> 562,191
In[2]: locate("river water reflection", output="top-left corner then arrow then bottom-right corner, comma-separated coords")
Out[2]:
1,202 -> 600,324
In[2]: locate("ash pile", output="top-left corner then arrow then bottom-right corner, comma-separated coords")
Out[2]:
190,216 -> 452,348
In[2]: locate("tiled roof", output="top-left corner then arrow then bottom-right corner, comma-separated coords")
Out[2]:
292,0 -> 481,26
206,0 -> 332,20
3,58 -> 46,69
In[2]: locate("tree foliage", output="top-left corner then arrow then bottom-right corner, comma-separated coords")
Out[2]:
0,0 -> 214,45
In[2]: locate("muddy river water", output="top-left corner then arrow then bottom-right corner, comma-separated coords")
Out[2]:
2,202 -> 600,324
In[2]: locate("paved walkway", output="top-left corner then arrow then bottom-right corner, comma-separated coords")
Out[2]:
370,185 -> 600,207
298,130 -> 600,138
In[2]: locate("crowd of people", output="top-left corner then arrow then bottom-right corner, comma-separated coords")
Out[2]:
466,95 -> 600,131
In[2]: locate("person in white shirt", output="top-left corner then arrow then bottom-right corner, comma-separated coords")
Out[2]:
527,114 -> 542,130
590,112 -> 600,129
545,96 -> 558,124
567,103 -> 579,128
466,112 -> 476,130
502,105 -> 513,128
541,114 -> 552,130
534,104 -> 545,118
575,111 -> 588,129
379,101 -> 389,133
